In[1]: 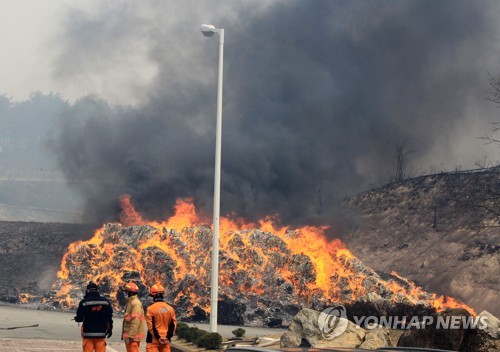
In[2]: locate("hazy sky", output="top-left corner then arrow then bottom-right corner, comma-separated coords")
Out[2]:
0,0 -> 152,104
1,1 -> 500,225
0,0 -> 278,105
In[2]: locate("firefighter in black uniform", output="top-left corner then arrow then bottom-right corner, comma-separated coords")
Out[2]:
75,281 -> 113,352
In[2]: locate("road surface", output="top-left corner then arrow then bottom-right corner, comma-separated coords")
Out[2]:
0,304 -> 286,351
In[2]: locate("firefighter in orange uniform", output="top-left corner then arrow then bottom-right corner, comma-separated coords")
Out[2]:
121,282 -> 147,352
146,284 -> 177,352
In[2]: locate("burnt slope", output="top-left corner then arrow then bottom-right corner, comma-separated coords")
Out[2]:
343,168 -> 500,316
0,221 -> 95,302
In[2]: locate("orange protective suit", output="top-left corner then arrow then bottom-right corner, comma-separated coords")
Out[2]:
122,295 -> 146,352
125,340 -> 141,352
82,338 -> 106,352
146,299 -> 177,352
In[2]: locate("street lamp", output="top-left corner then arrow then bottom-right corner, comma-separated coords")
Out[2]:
201,23 -> 224,333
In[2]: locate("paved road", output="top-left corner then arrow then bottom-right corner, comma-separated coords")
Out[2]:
0,304 -> 126,351
0,338 -> 124,352
0,305 -> 85,341
0,304 -> 286,351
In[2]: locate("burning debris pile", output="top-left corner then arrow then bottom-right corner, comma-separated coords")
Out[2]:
44,197 -> 472,327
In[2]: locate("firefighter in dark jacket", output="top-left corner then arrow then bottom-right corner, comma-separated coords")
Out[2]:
75,281 -> 113,352
146,284 -> 177,352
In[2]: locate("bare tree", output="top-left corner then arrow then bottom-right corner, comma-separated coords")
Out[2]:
446,74 -> 500,226
474,155 -> 494,169
441,169 -> 500,228
487,73 -> 500,106
424,75 -> 500,228
482,74 -> 500,144
393,140 -> 414,182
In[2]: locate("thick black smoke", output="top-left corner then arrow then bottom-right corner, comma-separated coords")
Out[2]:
52,1 -> 500,227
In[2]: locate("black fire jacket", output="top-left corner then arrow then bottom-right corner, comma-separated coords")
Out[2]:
75,291 -> 113,339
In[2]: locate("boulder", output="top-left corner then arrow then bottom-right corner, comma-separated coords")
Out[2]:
314,320 -> 366,348
359,328 -> 391,349
397,308 -> 469,350
461,328 -> 500,352
478,310 -> 499,339
397,308 -> 500,351
280,308 -> 366,348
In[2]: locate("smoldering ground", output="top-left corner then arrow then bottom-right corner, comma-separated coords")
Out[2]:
48,0 -> 500,229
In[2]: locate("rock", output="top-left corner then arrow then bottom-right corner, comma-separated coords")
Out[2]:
314,320 -> 366,349
478,310 -> 500,339
461,327 -> 500,352
398,309 -> 476,351
386,329 -> 405,347
280,308 -> 366,348
359,328 -> 390,349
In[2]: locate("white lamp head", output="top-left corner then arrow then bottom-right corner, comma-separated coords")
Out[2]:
201,24 -> 217,37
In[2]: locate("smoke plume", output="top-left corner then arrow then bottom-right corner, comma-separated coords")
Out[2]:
51,0 -> 500,227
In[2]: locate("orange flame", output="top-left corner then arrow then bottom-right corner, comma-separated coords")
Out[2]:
119,195 -> 145,225
18,293 -> 31,304
389,271 -> 475,315
52,197 -> 475,316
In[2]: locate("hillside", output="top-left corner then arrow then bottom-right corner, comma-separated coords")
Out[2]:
0,222 -> 94,302
0,169 -> 498,319
343,168 -> 500,316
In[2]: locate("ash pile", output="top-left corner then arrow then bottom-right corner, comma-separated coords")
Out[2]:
43,223 -> 455,327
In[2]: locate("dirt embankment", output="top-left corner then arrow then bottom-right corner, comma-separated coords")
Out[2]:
0,221 -> 95,302
343,169 -> 500,316
0,169 -> 498,318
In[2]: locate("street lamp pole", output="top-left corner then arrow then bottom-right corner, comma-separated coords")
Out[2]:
200,24 -> 224,333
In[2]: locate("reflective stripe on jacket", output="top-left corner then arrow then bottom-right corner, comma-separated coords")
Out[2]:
75,292 -> 113,339
146,300 -> 177,343
122,295 -> 146,341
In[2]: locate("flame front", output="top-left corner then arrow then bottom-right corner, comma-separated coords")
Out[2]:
52,196 -> 474,319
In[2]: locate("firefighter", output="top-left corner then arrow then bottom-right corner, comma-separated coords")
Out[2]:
146,284 -> 177,352
121,282 -> 147,352
74,281 -> 113,352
